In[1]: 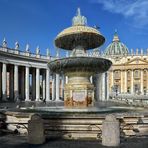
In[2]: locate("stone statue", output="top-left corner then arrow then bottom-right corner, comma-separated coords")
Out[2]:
136,48 -> 138,55
141,48 -> 143,55
46,48 -> 50,56
25,44 -> 30,52
72,8 -> 87,26
36,46 -> 40,55
131,48 -> 133,55
2,38 -> 7,47
15,41 -> 19,50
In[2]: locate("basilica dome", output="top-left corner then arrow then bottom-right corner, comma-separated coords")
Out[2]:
105,31 -> 129,56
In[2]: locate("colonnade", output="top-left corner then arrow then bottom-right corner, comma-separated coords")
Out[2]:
0,62 -> 108,102
0,63 -> 65,102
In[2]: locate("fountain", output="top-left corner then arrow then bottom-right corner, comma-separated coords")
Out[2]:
48,8 -> 112,108
2,9 -> 148,141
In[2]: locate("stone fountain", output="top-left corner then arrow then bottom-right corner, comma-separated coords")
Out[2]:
48,8 -> 112,108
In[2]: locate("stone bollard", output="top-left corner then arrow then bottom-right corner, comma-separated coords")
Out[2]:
102,114 -> 120,147
28,114 -> 45,144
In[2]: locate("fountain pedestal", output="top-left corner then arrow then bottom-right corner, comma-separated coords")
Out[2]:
64,72 -> 94,108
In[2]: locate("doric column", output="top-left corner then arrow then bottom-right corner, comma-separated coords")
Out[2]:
94,74 -> 99,101
32,69 -> 36,100
141,69 -> 143,94
36,68 -> 40,101
61,75 -> 65,99
42,71 -> 46,101
0,65 -> 2,99
90,76 -> 93,83
56,74 -> 60,101
120,70 -> 123,93
2,63 -> 7,101
147,70 -> 148,95
131,70 -> 133,94
14,65 -> 19,101
52,74 -> 55,100
25,66 -> 30,101
101,73 -> 105,101
111,70 -> 114,92
98,73 -> 102,100
20,67 -> 25,100
124,70 -> 127,93
46,68 -> 50,101
106,72 -> 109,100
10,66 -> 14,100
65,76 -> 68,84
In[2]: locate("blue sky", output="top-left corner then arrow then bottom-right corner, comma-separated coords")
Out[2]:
0,0 -> 148,56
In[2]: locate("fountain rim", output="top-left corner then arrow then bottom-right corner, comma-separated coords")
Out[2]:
54,25 -> 105,50
48,56 -> 112,74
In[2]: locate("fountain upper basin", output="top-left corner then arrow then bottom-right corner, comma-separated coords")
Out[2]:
55,26 -> 105,50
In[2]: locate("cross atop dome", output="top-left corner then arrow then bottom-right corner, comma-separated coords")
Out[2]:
113,29 -> 120,42
72,8 -> 87,26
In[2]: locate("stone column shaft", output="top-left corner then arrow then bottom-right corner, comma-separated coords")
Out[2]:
36,68 -> 40,101
90,76 -> 93,83
25,66 -> 30,101
61,75 -> 65,99
106,72 -> 109,100
20,68 -> 25,100
2,63 -> 7,101
98,73 -> 102,101
120,71 -> 123,93
10,66 -> 14,100
65,76 -> 68,84
52,75 -> 55,100
102,73 -> 106,101
111,71 -> 114,91
124,70 -> 127,93
42,71 -> 46,100
32,69 -> 36,100
147,70 -> 148,94
94,74 -> 99,101
56,74 -> 60,101
46,68 -> 50,101
141,70 -> 143,94
0,65 -> 2,99
14,65 -> 19,101
131,70 -> 133,94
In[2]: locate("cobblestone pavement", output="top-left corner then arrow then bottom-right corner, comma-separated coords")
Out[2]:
0,134 -> 148,148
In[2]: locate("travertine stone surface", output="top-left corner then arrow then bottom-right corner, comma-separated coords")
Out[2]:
102,114 -> 120,147
28,114 -> 45,144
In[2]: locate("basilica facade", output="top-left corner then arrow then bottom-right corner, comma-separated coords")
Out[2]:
105,32 -> 148,96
